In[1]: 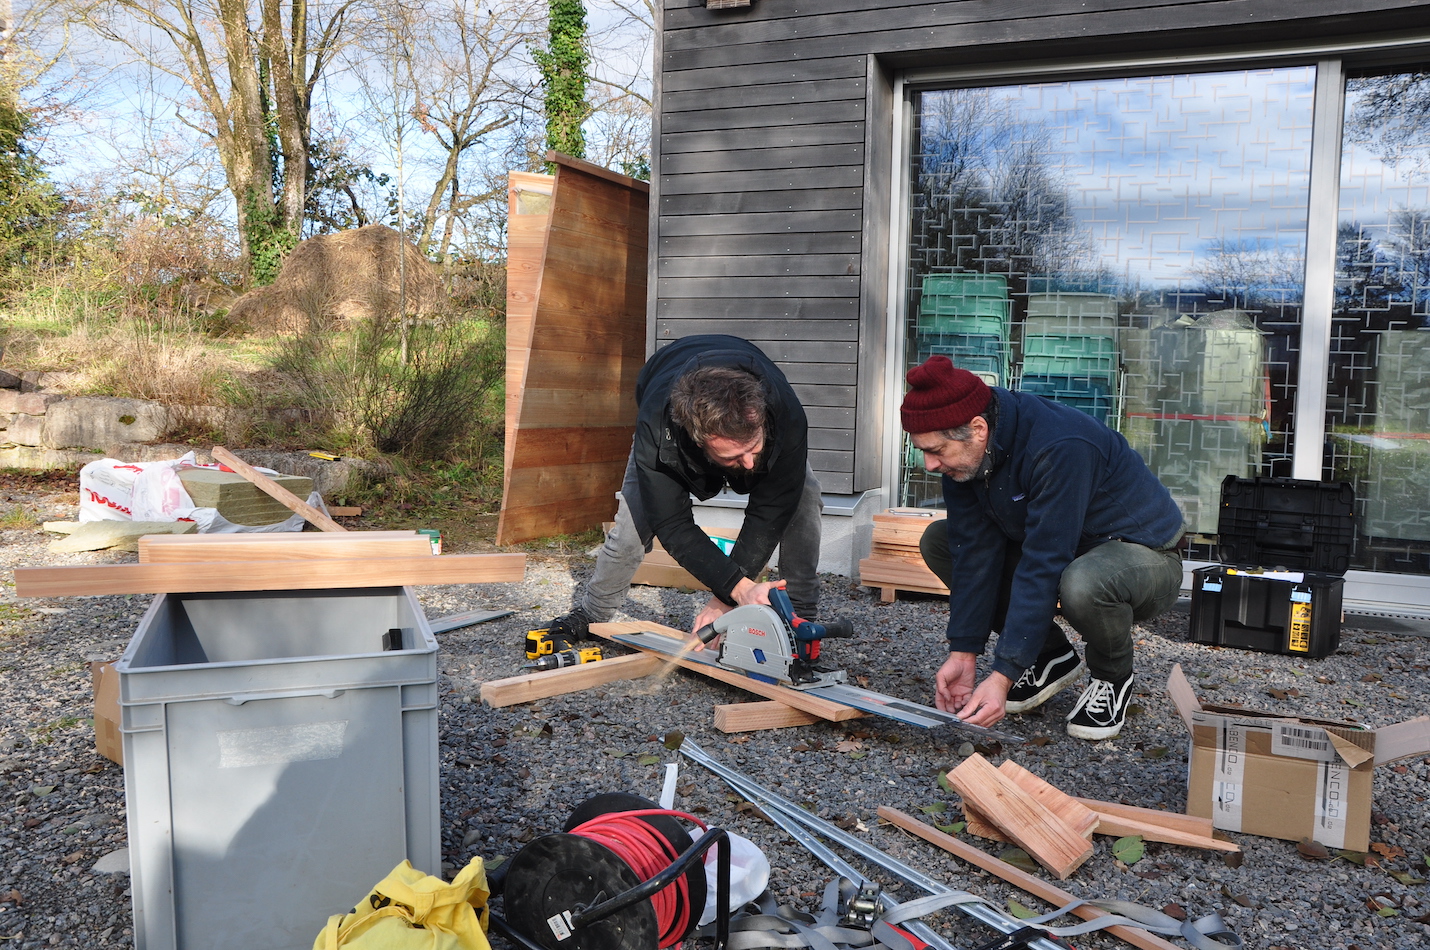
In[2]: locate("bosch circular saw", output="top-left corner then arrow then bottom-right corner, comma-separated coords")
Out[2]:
701,585 -> 856,689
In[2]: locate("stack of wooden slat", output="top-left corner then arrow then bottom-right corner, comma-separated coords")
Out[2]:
859,507 -> 948,602
946,754 -> 1238,880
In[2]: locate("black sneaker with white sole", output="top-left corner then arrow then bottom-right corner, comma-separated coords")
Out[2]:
546,607 -> 596,642
1066,672 -> 1134,740
1003,649 -> 1085,714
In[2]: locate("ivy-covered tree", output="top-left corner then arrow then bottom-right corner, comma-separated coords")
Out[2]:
0,99 -> 64,270
535,0 -> 590,168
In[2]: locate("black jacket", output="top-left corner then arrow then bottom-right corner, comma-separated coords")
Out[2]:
632,335 -> 809,603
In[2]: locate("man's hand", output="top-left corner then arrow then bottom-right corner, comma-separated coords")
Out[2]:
689,578 -> 786,649
955,671 -> 1013,727
935,653 -> 1013,726
935,652 -> 980,713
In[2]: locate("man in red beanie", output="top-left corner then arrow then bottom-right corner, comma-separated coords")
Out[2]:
901,356 -> 1185,740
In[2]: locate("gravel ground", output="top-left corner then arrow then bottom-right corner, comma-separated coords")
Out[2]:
2,484 -> 1429,950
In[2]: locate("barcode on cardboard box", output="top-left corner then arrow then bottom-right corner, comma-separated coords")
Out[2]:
1273,723 -> 1338,763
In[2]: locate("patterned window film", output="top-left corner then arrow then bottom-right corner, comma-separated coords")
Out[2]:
903,68 -> 1317,552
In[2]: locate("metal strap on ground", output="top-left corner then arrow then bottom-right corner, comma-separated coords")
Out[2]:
679,739 -> 1064,950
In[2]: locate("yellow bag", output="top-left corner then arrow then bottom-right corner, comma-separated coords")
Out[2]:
313,857 -> 492,950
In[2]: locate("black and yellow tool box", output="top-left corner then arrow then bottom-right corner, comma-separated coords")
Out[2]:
1188,475 -> 1355,658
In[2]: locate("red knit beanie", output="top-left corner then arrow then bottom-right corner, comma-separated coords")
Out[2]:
900,356 -> 992,433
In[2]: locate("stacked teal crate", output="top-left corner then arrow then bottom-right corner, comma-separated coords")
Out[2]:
917,274 -> 1011,385
1017,292 -> 1120,424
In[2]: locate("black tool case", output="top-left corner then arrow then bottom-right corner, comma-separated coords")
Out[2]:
1188,475 -> 1355,658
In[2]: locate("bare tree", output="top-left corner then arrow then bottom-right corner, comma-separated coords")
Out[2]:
76,0 -> 366,281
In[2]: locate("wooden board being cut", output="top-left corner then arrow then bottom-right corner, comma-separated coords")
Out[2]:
138,533 -> 432,563
588,621 -> 863,722
14,554 -> 526,597
714,701 -> 829,733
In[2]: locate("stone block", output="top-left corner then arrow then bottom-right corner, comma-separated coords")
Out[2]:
0,368 -> 21,389
41,397 -> 172,450
13,392 -> 63,415
0,446 -> 103,469
8,414 -> 46,446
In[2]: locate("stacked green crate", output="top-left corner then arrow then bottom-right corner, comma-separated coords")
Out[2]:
917,274 -> 1010,385
1363,330 -> 1430,541
1120,311 -> 1266,535
1017,293 -> 1120,424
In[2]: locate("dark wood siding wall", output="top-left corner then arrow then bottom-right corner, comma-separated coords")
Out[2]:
653,0 -> 1430,496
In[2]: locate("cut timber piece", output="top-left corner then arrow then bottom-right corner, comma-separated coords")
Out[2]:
211,446 -> 346,532
877,807 -> 1184,950
1076,799 -> 1214,838
997,760 -> 1100,839
588,621 -> 864,722
944,754 -> 1093,879
480,654 -> 663,708
138,533 -> 433,563
960,802 -> 1008,843
1075,799 -> 1240,853
13,554 -> 526,597
329,506 -> 363,517
631,528 -> 741,590
714,701 -> 842,733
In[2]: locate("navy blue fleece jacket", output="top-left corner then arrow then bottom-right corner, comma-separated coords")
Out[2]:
938,388 -> 1183,681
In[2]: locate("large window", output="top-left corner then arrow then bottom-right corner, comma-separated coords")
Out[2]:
903,68 -> 1316,542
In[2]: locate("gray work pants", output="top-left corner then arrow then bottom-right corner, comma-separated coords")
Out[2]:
919,522 -> 1183,681
580,452 -> 825,620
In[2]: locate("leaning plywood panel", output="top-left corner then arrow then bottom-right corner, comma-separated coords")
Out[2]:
498,153 -> 649,545
504,171 -> 555,480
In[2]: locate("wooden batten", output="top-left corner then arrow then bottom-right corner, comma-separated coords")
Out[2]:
588,621 -> 864,722
14,554 -> 526,598
944,754 -> 1093,880
139,533 -> 433,563
480,654 -> 664,708
714,701 -> 835,733
498,156 -> 648,545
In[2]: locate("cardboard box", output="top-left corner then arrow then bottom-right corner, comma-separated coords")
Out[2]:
91,660 -> 123,765
1168,664 -> 1429,851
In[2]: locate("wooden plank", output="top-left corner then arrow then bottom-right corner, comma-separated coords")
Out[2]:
657,295 -> 860,318
1074,799 -> 1215,838
661,143 -> 865,175
211,446 -> 345,532
661,122 -> 865,154
656,318 -> 860,341
479,654 -> 664,708
662,56 -> 866,93
658,275 -> 860,299
14,554 -> 527,597
659,233 -> 861,258
877,807 -> 1185,950
997,760 -> 1100,839
663,78 -> 867,114
661,165 -> 864,195
661,99 -> 865,134
855,51 -> 893,494
808,449 -> 854,471
808,428 -> 856,451
819,471 -> 854,493
329,506 -> 362,517
661,187 -> 863,216
588,621 -> 865,721
658,253 -> 861,279
790,383 -> 856,408
1074,800 -> 1240,853
714,701 -> 832,732
137,530 -> 420,544
138,535 -> 433,563
944,754 -> 1092,880
659,209 -> 860,237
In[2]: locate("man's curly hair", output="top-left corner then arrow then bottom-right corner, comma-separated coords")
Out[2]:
668,366 -> 767,445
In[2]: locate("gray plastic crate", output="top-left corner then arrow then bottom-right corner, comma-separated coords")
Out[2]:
115,587 -> 440,950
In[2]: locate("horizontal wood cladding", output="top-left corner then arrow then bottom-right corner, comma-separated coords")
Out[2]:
662,166 -> 864,195
662,56 -> 866,94
660,209 -> 860,236
662,99 -> 865,134
658,254 -> 859,279
661,188 -> 862,216
661,143 -> 864,176
655,296 -> 859,319
662,122 -> 864,154
660,232 -> 861,257
663,77 -> 866,114
810,428 -> 856,451
658,275 -> 859,299
655,319 -> 859,341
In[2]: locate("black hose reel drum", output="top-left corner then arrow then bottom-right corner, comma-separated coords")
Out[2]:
496,793 -> 732,950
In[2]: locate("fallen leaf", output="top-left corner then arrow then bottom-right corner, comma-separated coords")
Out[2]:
848,751 -> 867,760
728,735 -> 751,745
663,730 -> 685,751
485,855 -> 507,871
604,748 -> 627,758
637,754 -> 661,766
791,742 -> 811,753
1371,842 -> 1406,860
1377,907 -> 1400,918
835,739 -> 862,754
1007,899 -> 1037,920
1,889 -> 21,905
1161,903 -> 1187,921
1337,850 -> 1368,866
935,821 -> 966,835
1112,835 -> 1145,865
734,802 -> 773,823
919,802 -> 949,815
1030,736 -> 1051,746
1126,704 -> 1145,718
1268,688 -> 1289,700
1390,870 -> 1427,885
999,848 -> 1039,873
1344,698 -> 1364,707
937,771 -> 955,793
1142,746 -> 1169,760
1360,673 -> 1383,683
1220,884 -> 1257,909
61,851 -> 84,865
1314,675 -> 1334,684
973,741 -> 1003,756
1297,838 -> 1331,860
1222,851 -> 1245,869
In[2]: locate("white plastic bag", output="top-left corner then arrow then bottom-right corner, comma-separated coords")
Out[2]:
692,828 -> 770,926
79,455 -> 197,522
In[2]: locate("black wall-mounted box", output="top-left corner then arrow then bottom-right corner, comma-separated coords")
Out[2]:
1188,476 -> 1354,659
